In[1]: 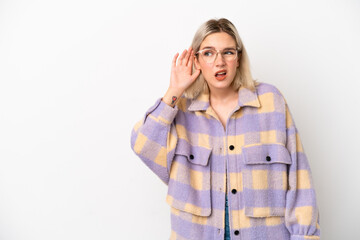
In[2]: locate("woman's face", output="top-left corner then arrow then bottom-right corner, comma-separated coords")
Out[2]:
194,32 -> 239,92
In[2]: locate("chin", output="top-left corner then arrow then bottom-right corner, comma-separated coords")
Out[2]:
209,80 -> 232,90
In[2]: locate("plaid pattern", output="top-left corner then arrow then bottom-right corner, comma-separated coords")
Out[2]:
130,82 -> 320,240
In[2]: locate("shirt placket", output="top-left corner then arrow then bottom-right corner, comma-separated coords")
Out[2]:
225,108 -> 242,239
207,105 -> 242,240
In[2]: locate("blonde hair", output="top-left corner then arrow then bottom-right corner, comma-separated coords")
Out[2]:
184,18 -> 259,99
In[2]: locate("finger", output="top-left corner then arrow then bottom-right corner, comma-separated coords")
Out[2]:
190,69 -> 201,81
184,47 -> 192,66
188,46 -> 193,56
186,49 -> 194,67
178,49 -> 187,64
172,53 -> 179,68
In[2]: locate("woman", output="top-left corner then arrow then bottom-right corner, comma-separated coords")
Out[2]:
130,18 -> 320,240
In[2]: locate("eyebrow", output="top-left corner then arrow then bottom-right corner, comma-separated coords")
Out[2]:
201,46 -> 237,50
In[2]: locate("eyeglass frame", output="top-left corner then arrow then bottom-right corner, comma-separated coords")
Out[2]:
195,47 -> 242,63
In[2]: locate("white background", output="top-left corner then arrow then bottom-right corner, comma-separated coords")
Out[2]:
0,0 -> 359,239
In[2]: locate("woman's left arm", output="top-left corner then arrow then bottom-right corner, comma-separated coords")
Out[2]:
284,102 -> 321,240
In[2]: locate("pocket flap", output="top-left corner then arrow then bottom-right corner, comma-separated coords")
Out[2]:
243,144 -> 291,165
174,139 -> 212,166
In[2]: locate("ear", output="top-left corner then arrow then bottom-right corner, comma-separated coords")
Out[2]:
194,56 -> 201,70
237,53 -> 241,68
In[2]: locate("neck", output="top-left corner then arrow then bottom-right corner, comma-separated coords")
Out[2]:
208,86 -> 238,105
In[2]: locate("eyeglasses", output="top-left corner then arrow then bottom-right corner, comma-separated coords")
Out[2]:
195,47 -> 241,64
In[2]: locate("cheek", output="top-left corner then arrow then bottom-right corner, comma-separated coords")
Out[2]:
202,67 -> 214,78
197,62 -> 212,75
202,63 -> 213,72
230,62 -> 239,73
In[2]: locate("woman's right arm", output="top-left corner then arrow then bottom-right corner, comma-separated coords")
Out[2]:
130,47 -> 200,185
130,93 -> 179,185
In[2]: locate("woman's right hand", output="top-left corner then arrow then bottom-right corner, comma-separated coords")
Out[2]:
162,46 -> 201,107
169,46 -> 201,92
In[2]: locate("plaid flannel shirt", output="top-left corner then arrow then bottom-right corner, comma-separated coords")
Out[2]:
130,82 -> 320,240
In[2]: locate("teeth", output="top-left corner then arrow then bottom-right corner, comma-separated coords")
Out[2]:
216,72 -> 226,76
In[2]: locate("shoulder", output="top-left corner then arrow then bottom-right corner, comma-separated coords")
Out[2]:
255,81 -> 288,104
254,81 -> 289,114
256,81 -> 285,97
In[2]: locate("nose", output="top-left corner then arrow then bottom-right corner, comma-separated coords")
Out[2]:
214,52 -> 225,66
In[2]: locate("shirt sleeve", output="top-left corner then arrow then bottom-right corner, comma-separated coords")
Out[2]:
130,97 -> 179,185
284,102 -> 321,240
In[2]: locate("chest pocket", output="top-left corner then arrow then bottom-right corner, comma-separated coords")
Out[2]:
166,139 -> 212,217
242,144 -> 291,217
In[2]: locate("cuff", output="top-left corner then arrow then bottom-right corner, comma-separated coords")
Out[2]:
291,235 -> 320,240
143,97 -> 179,125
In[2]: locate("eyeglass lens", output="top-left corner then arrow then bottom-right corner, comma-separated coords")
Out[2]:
200,49 -> 238,63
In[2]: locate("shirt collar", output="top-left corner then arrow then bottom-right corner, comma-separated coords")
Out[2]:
187,85 -> 261,111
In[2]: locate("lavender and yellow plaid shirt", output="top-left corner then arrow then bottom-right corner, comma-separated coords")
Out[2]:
130,82 -> 320,240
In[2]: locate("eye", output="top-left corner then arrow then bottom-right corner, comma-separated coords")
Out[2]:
203,50 -> 214,57
224,50 -> 236,55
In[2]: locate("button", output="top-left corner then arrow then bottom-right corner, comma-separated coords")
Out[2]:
189,154 -> 194,159
231,189 -> 237,194
218,228 -> 221,234
266,156 -> 271,161
229,145 -> 234,150
234,230 -> 240,235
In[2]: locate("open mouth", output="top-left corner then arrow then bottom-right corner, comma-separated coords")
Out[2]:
215,71 -> 227,77
215,70 -> 227,80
